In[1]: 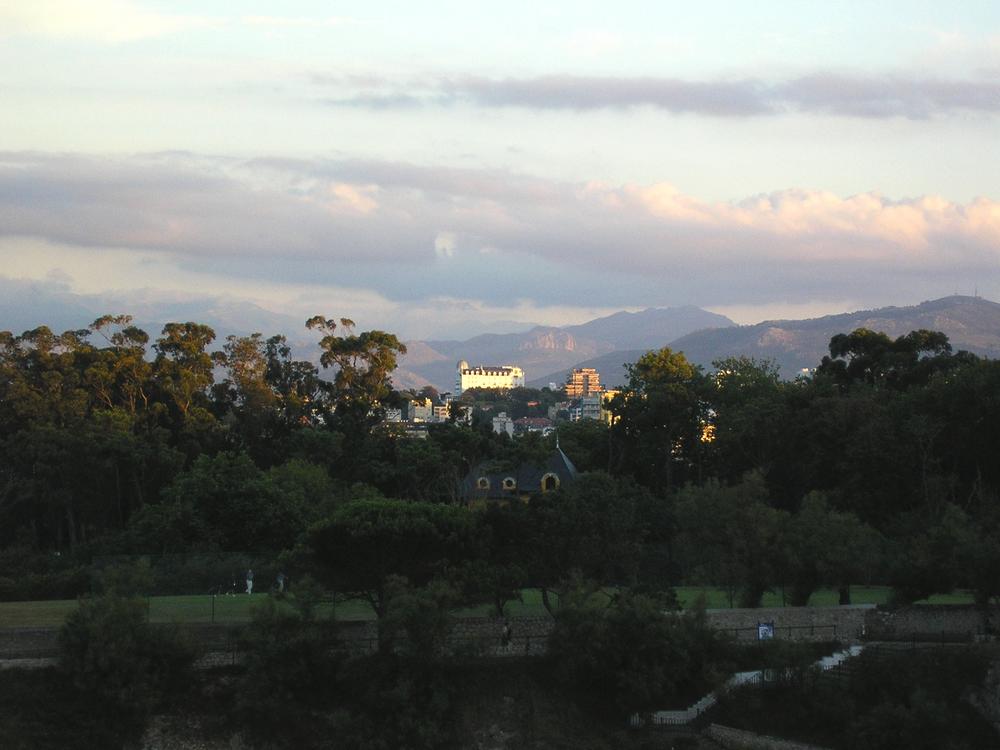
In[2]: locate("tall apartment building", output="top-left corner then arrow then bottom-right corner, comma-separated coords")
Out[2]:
564,367 -> 602,398
456,360 -> 525,394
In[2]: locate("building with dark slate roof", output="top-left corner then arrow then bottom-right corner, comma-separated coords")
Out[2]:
459,445 -> 579,503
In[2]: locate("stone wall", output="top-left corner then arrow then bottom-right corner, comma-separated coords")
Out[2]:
0,623 -> 241,660
864,605 -> 996,641
707,724 -> 831,750
0,628 -> 59,659
335,616 -> 555,656
703,605 -> 871,643
9,604 -> 994,663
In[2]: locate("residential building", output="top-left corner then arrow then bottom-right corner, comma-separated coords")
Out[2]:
564,367 -> 603,398
459,445 -> 579,502
514,416 -> 554,435
409,398 -> 434,422
568,394 -> 604,422
492,411 -> 515,437
601,389 -> 620,424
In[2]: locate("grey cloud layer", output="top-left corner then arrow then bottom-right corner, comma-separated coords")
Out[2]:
1,152 -> 997,309
323,73 -> 1000,119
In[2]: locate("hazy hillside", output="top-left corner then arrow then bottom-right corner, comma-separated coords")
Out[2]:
526,349 -> 647,389
670,295 -> 1000,376
394,306 -> 735,391
562,306 -> 732,350
0,277 -> 318,356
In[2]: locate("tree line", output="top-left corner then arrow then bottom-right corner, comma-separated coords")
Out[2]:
1,315 -> 1000,613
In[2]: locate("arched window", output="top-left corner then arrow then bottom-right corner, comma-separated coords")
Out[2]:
477,477 -> 490,490
541,473 -> 560,492
502,477 -> 517,491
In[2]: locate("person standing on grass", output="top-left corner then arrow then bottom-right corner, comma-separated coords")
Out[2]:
246,568 -> 254,595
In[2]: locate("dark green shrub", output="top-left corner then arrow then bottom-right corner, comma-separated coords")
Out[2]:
234,594 -> 342,745
378,576 -> 457,657
58,593 -> 197,723
0,668 -> 130,750
547,591 -> 728,719
331,654 -> 457,750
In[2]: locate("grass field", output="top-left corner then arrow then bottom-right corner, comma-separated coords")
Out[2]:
0,586 -> 975,629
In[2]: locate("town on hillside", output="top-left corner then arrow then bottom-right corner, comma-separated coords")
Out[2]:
388,362 -> 619,439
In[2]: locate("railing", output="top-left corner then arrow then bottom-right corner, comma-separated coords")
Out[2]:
628,645 -> 864,730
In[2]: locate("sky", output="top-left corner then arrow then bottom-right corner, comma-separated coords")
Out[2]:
2,1 -> 1000,339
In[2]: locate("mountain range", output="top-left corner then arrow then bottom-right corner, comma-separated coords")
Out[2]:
398,296 -> 1000,390
667,295 -> 1000,378
393,306 -> 734,391
3,278 -> 998,392
0,277 -> 320,355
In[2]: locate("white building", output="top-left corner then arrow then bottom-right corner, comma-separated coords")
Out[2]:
409,398 -> 434,422
568,395 -> 604,422
492,411 -> 515,437
456,360 -> 525,394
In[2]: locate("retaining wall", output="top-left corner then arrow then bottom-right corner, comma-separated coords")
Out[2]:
707,724 -> 831,750
5,604 -> 994,662
864,605 -> 996,641
336,616 -> 555,656
704,605 -> 871,643
0,628 -> 59,659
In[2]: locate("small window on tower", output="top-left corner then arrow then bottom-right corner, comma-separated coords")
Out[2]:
477,477 -> 490,490
502,477 -> 517,491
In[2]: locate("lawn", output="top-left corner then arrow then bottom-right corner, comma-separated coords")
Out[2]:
0,586 -> 975,629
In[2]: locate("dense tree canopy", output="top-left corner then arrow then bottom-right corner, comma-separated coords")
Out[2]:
2,312 -> 999,616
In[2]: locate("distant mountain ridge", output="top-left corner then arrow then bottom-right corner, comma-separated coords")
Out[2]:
394,306 -> 734,391
444,295 -> 1000,391
670,295 -> 1000,377
0,277 -> 319,356
5,279 -> 995,391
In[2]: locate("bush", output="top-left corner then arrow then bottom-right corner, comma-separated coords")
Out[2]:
331,654 -> 457,750
547,591 -> 728,719
715,647 -> 999,749
0,543 -> 91,601
0,668 -> 132,750
378,577 -> 457,657
58,593 -> 197,723
234,594 -> 342,745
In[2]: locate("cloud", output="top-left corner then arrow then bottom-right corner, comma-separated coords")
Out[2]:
328,183 -> 379,214
320,72 -> 1000,119
775,74 -> 1000,119
0,238 -> 628,340
0,151 -> 998,317
240,16 -> 353,29
0,0 -> 211,42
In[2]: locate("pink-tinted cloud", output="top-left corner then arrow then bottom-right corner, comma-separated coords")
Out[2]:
0,152 -> 997,309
